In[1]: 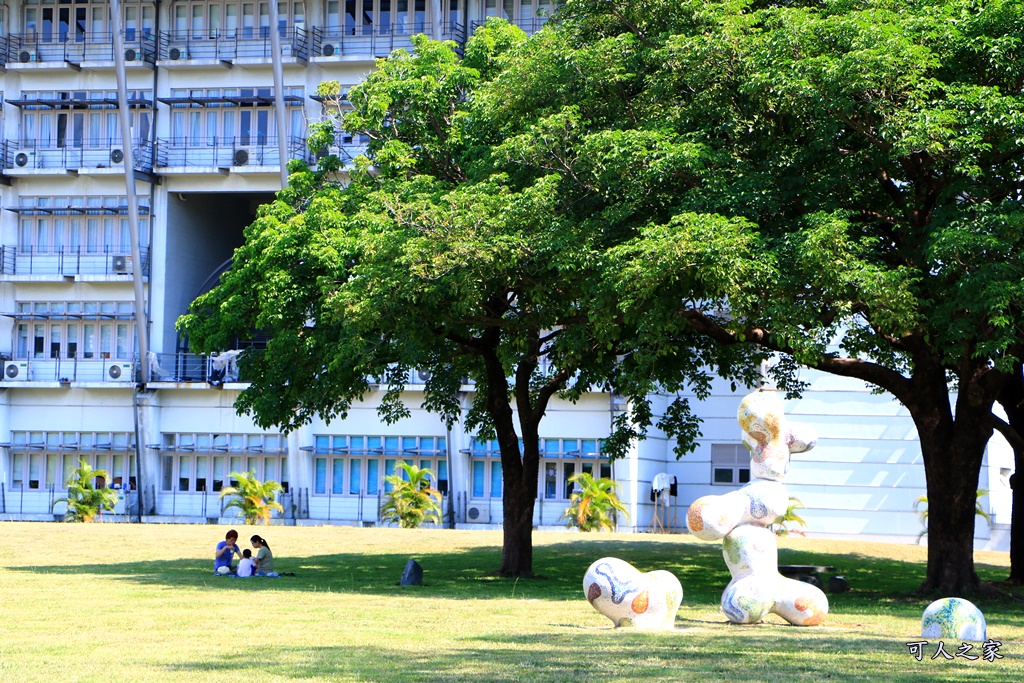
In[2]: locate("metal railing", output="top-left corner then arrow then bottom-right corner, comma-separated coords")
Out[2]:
7,31 -> 157,65
1,357 -> 139,384
158,26 -> 309,62
6,138 -> 154,172
149,351 -> 262,384
439,22 -> 466,53
154,136 -> 309,169
0,245 -> 151,277
470,16 -> 553,37
310,23 -> 428,58
317,142 -> 369,168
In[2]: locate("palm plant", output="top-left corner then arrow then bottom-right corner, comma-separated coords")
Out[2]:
380,463 -> 443,528
914,489 -> 990,542
52,458 -> 120,522
562,472 -> 628,532
770,497 -> 808,537
219,469 -> 284,525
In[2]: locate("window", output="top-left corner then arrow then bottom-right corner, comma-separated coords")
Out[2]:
539,438 -> 610,501
13,301 -> 137,361
9,431 -> 137,491
711,444 -> 751,486
14,194 -> 150,255
468,439 -> 505,499
165,86 -> 305,145
311,435 -> 446,496
172,1 -> 304,37
22,0 -> 160,42
17,91 -> 153,151
482,0 -> 555,30
329,0 -> 427,36
159,433 -> 288,492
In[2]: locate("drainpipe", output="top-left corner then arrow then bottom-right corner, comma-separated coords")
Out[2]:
267,0 -> 290,188
111,0 -> 153,525
109,0 -> 151,384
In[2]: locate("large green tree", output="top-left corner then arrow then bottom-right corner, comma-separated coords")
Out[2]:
179,25 -> 758,577
526,0 -> 1023,594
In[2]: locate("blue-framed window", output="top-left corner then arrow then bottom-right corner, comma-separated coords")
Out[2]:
312,434 -> 446,496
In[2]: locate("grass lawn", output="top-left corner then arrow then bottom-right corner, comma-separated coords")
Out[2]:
0,522 -> 1021,682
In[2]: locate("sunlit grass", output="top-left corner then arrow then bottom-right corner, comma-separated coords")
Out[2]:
0,523 -> 1020,682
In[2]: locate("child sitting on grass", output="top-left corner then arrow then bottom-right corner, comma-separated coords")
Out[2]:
236,549 -> 256,578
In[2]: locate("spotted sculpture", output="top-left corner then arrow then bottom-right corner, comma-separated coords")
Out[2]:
687,391 -> 829,626
922,597 -> 986,641
583,557 -> 683,629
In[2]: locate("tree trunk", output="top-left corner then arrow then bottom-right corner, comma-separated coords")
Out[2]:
1012,464 -> 1024,583
997,366 -> 1024,583
499,464 -> 537,576
912,378 -> 991,594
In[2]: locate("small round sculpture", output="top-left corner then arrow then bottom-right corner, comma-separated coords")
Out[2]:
922,598 -> 986,641
583,557 -> 683,630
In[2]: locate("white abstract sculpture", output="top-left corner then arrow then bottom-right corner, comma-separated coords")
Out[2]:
687,391 -> 828,626
583,557 -> 683,629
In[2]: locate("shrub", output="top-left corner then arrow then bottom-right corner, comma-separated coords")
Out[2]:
219,469 -> 284,525
562,473 -> 628,532
381,463 -> 443,528
52,458 -> 120,522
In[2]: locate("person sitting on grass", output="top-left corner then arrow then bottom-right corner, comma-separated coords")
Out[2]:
214,529 -> 241,575
236,549 -> 256,578
250,535 -> 278,577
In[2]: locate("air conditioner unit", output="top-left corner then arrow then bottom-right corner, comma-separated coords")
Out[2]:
110,149 -> 124,164
4,361 -> 29,382
19,50 -> 33,63
321,43 -> 336,57
233,148 -> 250,166
124,48 -> 138,61
416,369 -> 431,383
111,255 -> 129,272
168,47 -> 185,60
106,363 -> 134,382
15,152 -> 29,167
466,506 -> 490,523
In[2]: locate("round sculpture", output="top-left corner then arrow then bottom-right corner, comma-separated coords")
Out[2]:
687,390 -> 829,626
583,557 -> 683,630
921,598 -> 986,641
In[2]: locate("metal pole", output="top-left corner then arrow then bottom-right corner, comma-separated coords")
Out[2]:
267,0 -> 290,188
109,0 -> 151,384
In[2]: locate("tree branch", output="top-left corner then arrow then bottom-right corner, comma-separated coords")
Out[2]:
992,413 -> 1024,453
678,308 -> 914,402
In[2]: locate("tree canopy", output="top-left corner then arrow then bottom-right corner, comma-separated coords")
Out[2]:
182,0 -> 1024,591
179,25 -> 757,576
549,0 -> 1023,593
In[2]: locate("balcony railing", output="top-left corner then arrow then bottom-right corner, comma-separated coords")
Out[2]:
470,16 -> 553,37
310,23 -> 428,58
1,358 -> 139,384
158,26 -> 309,62
439,22 -> 467,52
0,245 -> 151,278
6,138 -> 154,173
154,136 -> 309,169
317,143 -> 369,168
150,352 -> 261,384
7,31 -> 157,65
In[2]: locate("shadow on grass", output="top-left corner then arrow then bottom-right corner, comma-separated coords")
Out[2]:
158,631 -> 1020,683
10,537 -> 1023,626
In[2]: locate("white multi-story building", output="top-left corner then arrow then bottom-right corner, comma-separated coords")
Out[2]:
0,1 -> 1012,549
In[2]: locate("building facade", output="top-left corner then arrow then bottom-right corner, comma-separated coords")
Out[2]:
0,0 -> 1012,548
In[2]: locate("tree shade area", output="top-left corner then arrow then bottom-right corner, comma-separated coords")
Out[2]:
181,0 -> 1024,591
